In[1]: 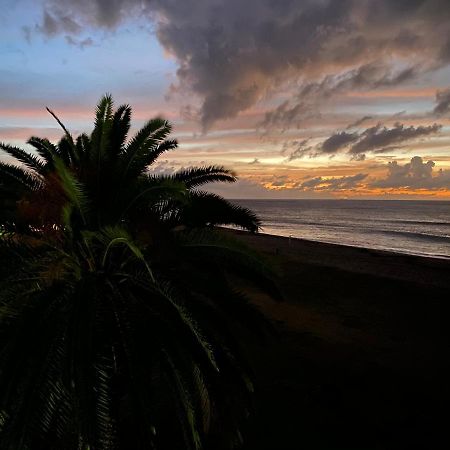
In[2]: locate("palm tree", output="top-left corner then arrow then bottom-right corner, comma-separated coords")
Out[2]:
0,95 -> 279,449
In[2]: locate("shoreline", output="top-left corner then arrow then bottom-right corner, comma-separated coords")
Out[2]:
225,229 -> 450,289
259,230 -> 450,260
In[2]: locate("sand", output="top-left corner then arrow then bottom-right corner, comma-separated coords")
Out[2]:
224,230 -> 450,450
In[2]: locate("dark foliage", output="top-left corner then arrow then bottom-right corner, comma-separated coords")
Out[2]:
0,95 -> 278,449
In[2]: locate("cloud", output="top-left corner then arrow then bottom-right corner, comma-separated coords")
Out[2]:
22,26 -> 32,44
261,63 -> 421,129
283,139 -> 313,162
346,115 -> 373,129
260,101 -> 315,130
350,153 -> 366,161
300,64 -> 419,99
146,159 -> 179,176
299,173 -> 368,191
372,156 -> 450,189
39,10 -> 81,36
321,131 -> 359,154
433,87 -> 450,116
33,0 -> 450,129
288,122 -> 442,159
206,177 -> 274,199
349,122 -> 442,155
65,36 -> 94,49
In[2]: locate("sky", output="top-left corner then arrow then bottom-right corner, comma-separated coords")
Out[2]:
1,0 -> 450,199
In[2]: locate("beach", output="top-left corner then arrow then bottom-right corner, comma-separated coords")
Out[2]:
226,231 -> 450,450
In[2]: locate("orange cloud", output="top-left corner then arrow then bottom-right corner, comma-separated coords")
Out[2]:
345,87 -> 438,99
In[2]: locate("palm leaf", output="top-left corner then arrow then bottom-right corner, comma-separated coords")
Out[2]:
46,107 -> 75,148
27,137 -> 58,166
110,104 -> 131,156
177,229 -> 282,301
0,143 -> 46,175
0,162 -> 40,190
99,226 -> 155,281
121,118 -> 176,178
174,166 -> 236,188
75,133 -> 91,164
90,94 -> 114,164
53,158 -> 88,226
182,191 -> 261,232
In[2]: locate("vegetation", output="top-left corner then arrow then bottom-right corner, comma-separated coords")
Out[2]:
0,95 -> 279,449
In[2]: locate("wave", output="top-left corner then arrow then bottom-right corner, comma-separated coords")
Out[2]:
239,199 -> 450,258
262,219 -> 450,237
378,229 -> 450,243
261,215 -> 450,226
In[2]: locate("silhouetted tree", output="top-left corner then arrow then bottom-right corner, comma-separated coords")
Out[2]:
0,95 -> 278,449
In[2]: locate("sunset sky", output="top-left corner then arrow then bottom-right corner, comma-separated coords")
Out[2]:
1,0 -> 450,199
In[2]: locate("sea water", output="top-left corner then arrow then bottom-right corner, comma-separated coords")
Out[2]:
234,200 -> 450,258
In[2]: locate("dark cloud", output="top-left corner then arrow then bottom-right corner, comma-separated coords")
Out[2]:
260,102 -> 310,130
39,10 -> 81,36
41,11 -> 59,35
433,87 -> 450,116
391,111 -> 407,118
36,0 -> 450,128
299,64 -> 419,99
441,38 -> 450,62
283,139 -> 313,162
346,115 -> 373,129
372,156 -> 450,189
287,148 -> 313,162
321,131 -> 359,154
282,138 -> 310,154
288,122 -> 442,160
349,123 -> 442,155
350,153 -> 366,161
22,26 -> 32,44
41,0 -> 134,31
299,173 -> 368,191
261,64 -> 420,129
65,36 -> 94,49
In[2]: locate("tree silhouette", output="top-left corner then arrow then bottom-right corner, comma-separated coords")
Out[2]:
0,95 -> 279,449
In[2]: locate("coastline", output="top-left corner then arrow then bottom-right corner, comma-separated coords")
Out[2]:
260,230 -> 450,260
233,198 -> 450,261
227,229 -> 450,289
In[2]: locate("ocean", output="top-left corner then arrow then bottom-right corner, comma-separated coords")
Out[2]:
234,199 -> 450,259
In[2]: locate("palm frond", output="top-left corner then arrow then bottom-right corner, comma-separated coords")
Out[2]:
161,350 -> 203,450
54,158 -> 88,226
90,94 -> 114,163
178,229 -> 282,301
183,191 -> 261,233
174,166 -> 236,189
75,133 -> 91,164
27,137 -> 58,167
46,107 -> 74,146
0,162 -> 41,190
117,176 -> 187,221
110,104 -> 131,155
99,226 -> 155,281
121,118 -> 176,178
0,143 -> 46,175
